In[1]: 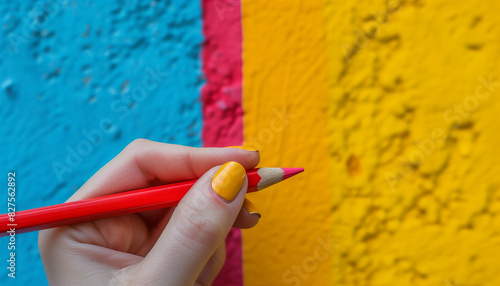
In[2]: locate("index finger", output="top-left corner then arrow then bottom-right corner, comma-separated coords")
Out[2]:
69,139 -> 260,201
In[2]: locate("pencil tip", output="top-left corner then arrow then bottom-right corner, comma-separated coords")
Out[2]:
282,168 -> 304,180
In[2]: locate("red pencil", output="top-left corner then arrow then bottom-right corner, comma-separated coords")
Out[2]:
0,167 -> 303,237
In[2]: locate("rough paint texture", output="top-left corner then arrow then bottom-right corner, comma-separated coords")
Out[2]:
242,1 -> 334,285
0,1 -> 202,284
243,0 -> 500,285
201,0 -> 244,285
202,0 -> 243,146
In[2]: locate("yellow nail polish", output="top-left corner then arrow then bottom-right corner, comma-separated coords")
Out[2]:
211,162 -> 246,201
242,198 -> 261,218
226,146 -> 259,152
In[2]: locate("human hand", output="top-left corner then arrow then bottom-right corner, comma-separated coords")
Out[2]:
38,139 -> 261,285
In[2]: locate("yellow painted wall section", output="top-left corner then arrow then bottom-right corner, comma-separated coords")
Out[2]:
243,0 -> 500,286
242,1 -> 334,285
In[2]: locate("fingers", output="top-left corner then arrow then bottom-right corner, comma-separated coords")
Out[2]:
70,139 -> 260,201
136,162 -> 248,285
195,245 -> 226,286
233,198 -> 261,229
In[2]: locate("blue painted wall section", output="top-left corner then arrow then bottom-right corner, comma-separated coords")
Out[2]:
0,1 -> 203,284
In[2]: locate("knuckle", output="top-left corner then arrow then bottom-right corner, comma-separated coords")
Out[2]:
123,139 -> 152,166
174,202 -> 222,247
127,138 -> 150,150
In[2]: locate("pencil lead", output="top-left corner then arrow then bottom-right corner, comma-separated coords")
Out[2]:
282,168 -> 304,180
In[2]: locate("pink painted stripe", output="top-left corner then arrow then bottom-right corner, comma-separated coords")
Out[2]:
201,0 -> 244,285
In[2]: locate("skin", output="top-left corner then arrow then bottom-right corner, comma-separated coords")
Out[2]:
38,139 -> 261,285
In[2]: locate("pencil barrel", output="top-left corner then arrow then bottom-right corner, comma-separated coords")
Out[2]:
0,168 -> 266,236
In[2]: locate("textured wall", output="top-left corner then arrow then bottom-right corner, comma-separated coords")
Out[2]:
242,1 -> 333,284
201,0 -> 245,284
0,1 -> 203,284
242,0 -> 500,285
2,0 -> 500,285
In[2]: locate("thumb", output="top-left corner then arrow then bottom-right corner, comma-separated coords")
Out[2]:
136,161 -> 247,285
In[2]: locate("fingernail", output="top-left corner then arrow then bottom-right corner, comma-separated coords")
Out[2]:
212,162 -> 246,201
226,146 -> 259,152
242,198 -> 261,218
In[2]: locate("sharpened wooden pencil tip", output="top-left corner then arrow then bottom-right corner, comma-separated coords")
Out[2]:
282,168 -> 304,180
255,168 -> 304,191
